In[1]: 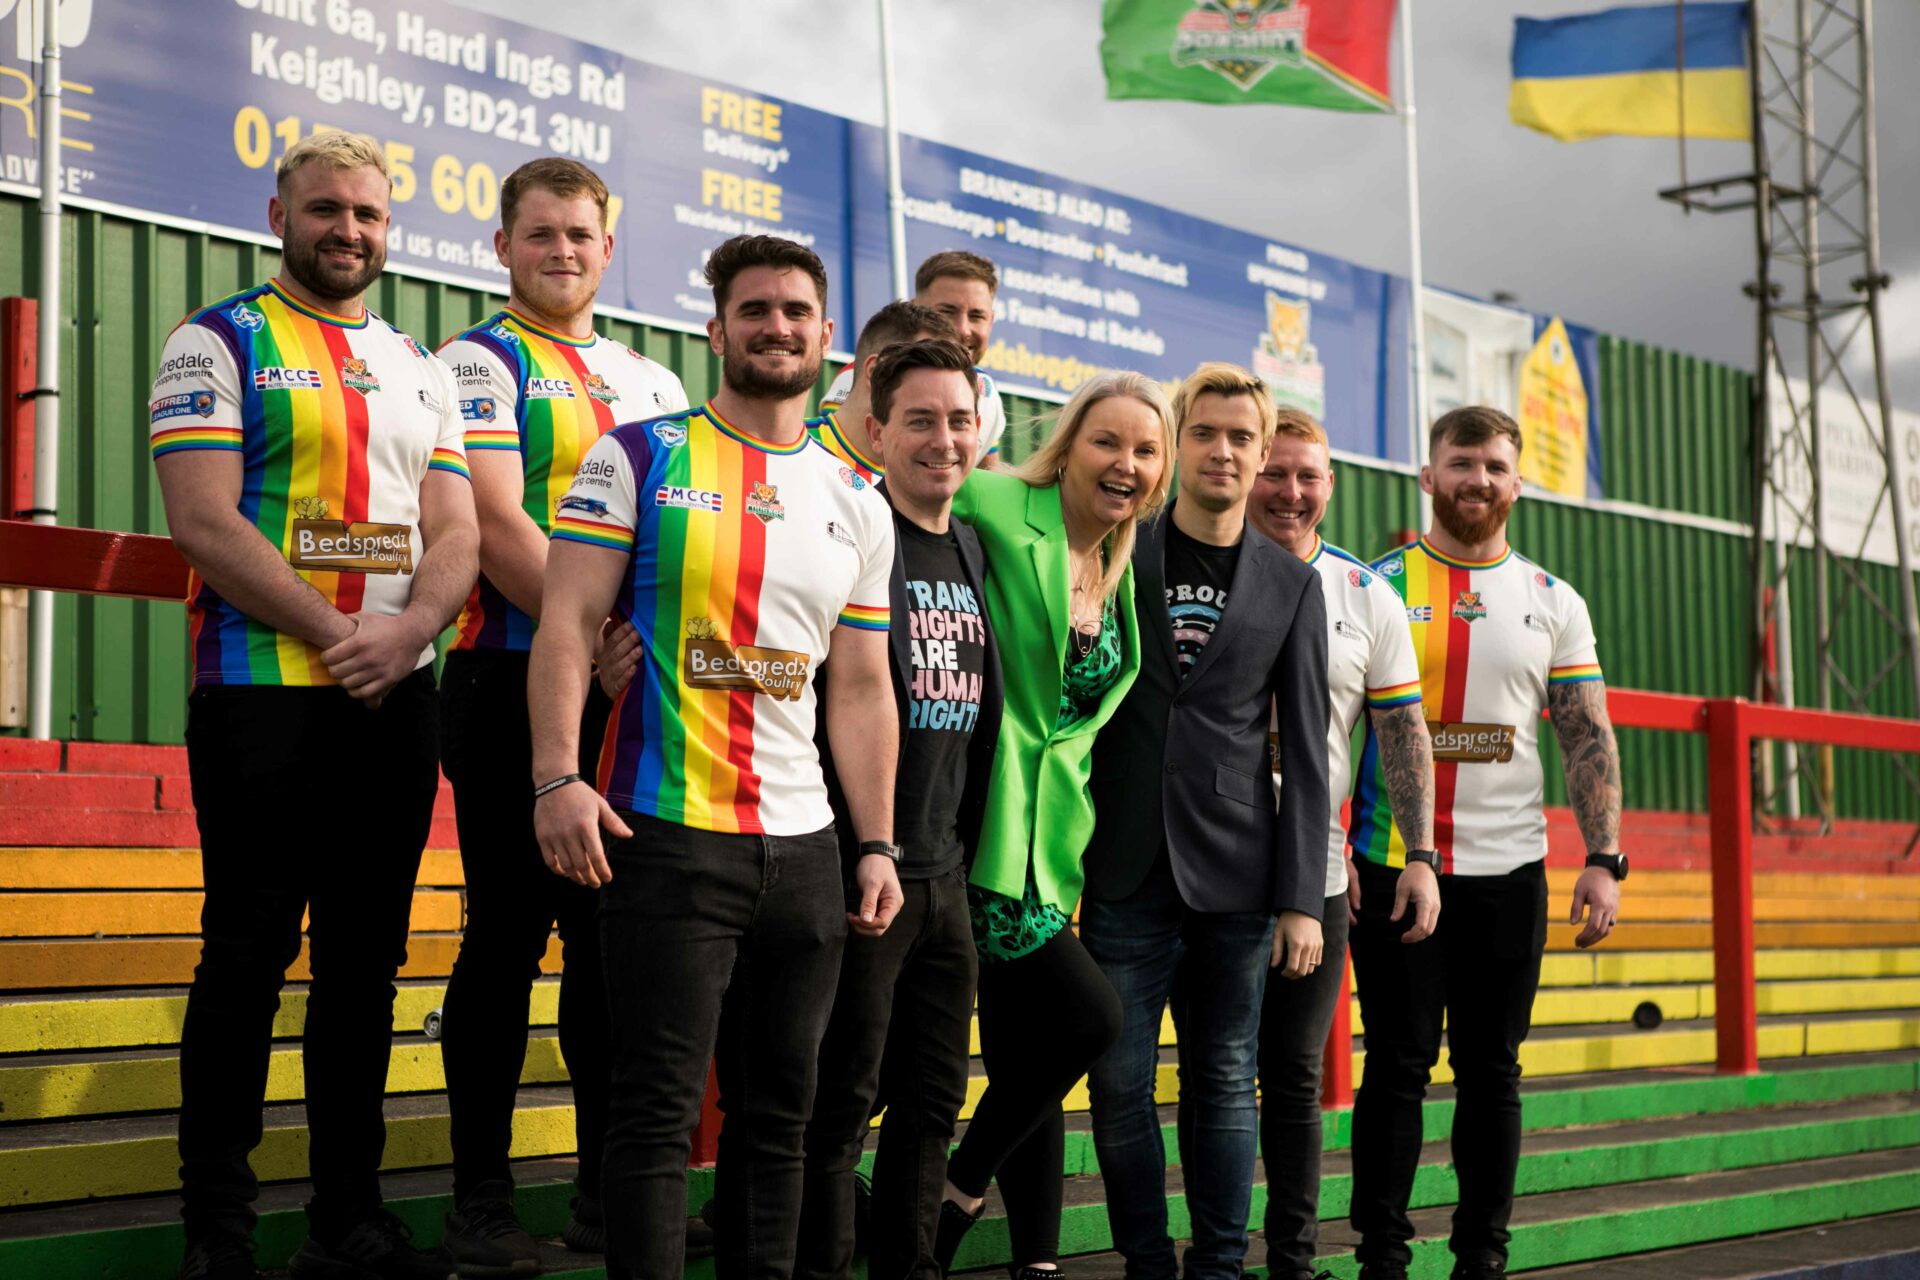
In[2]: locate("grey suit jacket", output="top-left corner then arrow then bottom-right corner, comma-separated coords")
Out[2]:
1082,509 -> 1331,916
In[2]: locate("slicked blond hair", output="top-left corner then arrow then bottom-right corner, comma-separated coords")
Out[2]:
1014,370 -> 1175,609
1271,406 -> 1330,450
276,131 -> 390,197
1172,362 -> 1278,446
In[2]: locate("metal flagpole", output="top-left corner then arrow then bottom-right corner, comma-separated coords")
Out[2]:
28,0 -> 62,741
877,0 -> 911,300
1399,0 -> 1432,515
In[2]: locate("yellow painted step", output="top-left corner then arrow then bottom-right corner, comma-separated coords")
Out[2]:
1544,869 -> 1920,900
0,934 -> 562,990
0,890 -> 462,938
0,848 -> 468,890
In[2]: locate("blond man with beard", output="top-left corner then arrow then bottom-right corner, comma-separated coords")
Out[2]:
1343,407 -> 1624,1280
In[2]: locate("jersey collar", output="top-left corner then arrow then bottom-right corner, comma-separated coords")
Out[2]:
266,281 -> 369,329
823,409 -> 884,475
1418,535 -> 1511,570
1304,534 -> 1325,566
502,307 -> 596,347
703,402 -> 812,454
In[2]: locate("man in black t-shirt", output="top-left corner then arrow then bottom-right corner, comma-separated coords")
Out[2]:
799,340 -> 1004,1280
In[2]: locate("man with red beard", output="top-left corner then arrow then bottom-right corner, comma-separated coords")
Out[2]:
1344,406 -> 1625,1280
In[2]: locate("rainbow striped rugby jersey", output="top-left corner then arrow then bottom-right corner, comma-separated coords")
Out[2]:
805,407 -> 884,484
552,403 -> 894,836
148,281 -> 468,688
1269,537 -> 1421,899
822,363 -> 1006,461
1348,537 -> 1602,877
440,309 -> 688,651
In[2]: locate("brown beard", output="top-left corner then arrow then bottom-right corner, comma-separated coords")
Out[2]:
281,231 -> 384,307
720,337 -> 823,401
1432,484 -> 1515,546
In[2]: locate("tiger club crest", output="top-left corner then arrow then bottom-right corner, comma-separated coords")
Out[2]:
745,482 -> 785,524
339,357 -> 380,394
1453,591 -> 1488,623
582,372 -> 619,405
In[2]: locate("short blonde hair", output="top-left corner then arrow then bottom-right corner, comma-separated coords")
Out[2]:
277,132 -> 390,197
1014,370 -> 1176,609
1271,406 -> 1329,450
1172,362 -> 1278,445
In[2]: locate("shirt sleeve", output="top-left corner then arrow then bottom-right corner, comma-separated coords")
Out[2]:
1365,579 -> 1424,709
655,367 -> 691,414
425,356 -> 471,482
1548,587 -> 1603,684
149,323 -> 244,459
837,499 -> 895,632
550,431 -> 639,554
441,337 -> 522,455
977,377 -> 1006,457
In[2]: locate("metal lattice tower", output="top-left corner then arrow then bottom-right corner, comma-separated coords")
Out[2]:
1661,0 -> 1920,827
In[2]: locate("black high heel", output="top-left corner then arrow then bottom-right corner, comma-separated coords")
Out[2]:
933,1197 -> 984,1275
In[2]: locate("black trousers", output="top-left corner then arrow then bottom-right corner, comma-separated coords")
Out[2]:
1257,891 -> 1351,1280
599,812 -> 846,1280
1346,858 -> 1547,1272
177,670 -> 439,1240
797,868 -> 978,1280
946,927 -> 1123,1266
439,649 -> 613,1204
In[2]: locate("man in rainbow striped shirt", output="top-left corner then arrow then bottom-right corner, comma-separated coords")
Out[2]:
434,157 -> 688,1275
150,132 -> 477,1280
527,235 -> 900,1280
1344,406 -> 1625,1280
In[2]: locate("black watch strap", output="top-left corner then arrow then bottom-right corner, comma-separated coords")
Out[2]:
859,840 -> 904,863
1586,851 -> 1628,881
1405,848 -> 1440,871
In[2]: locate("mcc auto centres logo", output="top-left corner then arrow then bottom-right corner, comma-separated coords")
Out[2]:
1171,1 -> 1309,90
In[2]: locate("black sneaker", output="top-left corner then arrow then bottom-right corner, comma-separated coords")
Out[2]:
178,1231 -> 259,1280
288,1210 -> 457,1280
443,1182 -> 542,1277
562,1192 -> 605,1255
852,1170 -> 872,1259
1357,1266 -> 1410,1280
685,1213 -> 715,1260
1451,1266 -> 1506,1280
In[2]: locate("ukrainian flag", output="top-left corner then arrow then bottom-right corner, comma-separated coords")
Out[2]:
1510,3 -> 1750,142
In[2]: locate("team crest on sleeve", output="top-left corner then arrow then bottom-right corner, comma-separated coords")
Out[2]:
1348,567 -> 1372,588
1453,591 -> 1487,623
1534,570 -> 1556,588
746,482 -> 785,523
400,336 -> 428,359
228,302 -> 265,332
837,466 -> 868,491
339,358 -> 380,394
558,495 -> 611,517
651,420 -> 688,447
151,391 -> 218,423
487,323 -> 520,344
1379,557 -> 1404,577
461,398 -> 497,421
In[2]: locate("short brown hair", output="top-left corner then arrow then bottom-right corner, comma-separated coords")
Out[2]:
1271,407 -> 1329,449
704,235 -> 830,315
276,131 -> 389,198
914,250 -> 998,297
869,339 -> 978,424
855,300 -> 957,363
500,157 -> 610,234
1172,362 -> 1278,445
1429,405 -> 1523,458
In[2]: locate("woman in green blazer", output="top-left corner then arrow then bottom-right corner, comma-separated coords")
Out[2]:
936,371 -> 1175,1277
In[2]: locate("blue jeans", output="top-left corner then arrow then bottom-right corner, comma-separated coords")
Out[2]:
1082,859 -> 1273,1280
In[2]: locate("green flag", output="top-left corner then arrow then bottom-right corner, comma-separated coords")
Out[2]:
1101,0 -> 1398,112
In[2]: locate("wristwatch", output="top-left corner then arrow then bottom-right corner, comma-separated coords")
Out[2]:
1585,851 -> 1629,881
859,840 -> 904,864
1405,848 -> 1440,871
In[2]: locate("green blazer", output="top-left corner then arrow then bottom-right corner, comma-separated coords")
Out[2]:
950,470 -> 1143,913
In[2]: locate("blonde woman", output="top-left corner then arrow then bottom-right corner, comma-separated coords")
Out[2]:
934,372 -> 1175,1276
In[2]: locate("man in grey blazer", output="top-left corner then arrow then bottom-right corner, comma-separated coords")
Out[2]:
1081,362 -> 1331,1280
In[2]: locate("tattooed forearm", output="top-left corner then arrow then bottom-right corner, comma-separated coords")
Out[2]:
1549,680 -> 1623,854
1370,702 -> 1434,851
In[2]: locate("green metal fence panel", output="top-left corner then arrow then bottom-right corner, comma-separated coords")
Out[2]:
1598,335 -> 1752,525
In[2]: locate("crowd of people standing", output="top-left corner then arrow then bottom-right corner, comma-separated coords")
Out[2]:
152,137 -> 1626,1280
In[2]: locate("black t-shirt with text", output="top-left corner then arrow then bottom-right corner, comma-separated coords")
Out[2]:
1163,520 -> 1241,679
893,513 -> 988,878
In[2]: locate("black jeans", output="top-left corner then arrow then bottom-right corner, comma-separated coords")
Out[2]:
599,812 -> 846,1280
439,649 -> 613,1204
947,927 -> 1123,1266
1257,891 -> 1350,1280
1346,858 -> 1547,1272
797,868 -> 978,1280
177,670 -> 439,1241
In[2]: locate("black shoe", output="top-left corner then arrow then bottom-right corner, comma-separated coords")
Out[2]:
443,1183 -> 542,1277
851,1170 -> 872,1259
932,1198 -> 984,1276
1357,1266 -> 1410,1280
288,1211 -> 457,1280
685,1214 -> 715,1260
1451,1266 -> 1507,1280
562,1192 -> 605,1255
178,1231 -> 259,1280
1009,1268 -> 1063,1280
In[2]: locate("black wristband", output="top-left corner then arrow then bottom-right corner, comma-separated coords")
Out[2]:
533,773 -> 584,799
859,840 -> 904,863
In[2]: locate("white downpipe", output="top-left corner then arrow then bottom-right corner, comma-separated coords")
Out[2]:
877,0 -> 910,300
1399,0 -> 1432,523
28,0 -> 61,741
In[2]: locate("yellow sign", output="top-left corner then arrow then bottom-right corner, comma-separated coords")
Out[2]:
1517,318 -> 1590,499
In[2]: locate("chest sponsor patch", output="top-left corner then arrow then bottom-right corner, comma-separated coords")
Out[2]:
682,618 -> 809,700
1428,721 -> 1517,764
288,500 -> 414,575
151,391 -> 218,423
524,377 -> 577,400
656,485 -> 724,512
254,367 -> 324,391
652,420 -> 688,447
1407,605 -> 1433,623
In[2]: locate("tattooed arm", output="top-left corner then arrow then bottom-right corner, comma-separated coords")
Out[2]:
1363,702 -> 1440,942
1549,678 -> 1624,947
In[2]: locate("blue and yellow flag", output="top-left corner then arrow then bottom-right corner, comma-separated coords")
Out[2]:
1509,3 -> 1750,142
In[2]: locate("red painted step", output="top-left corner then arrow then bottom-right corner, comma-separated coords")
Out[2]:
63,741 -> 189,776
0,773 -> 158,810
0,739 -> 63,772
0,808 -> 202,847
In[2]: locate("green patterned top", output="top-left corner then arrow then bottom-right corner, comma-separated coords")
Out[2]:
970,602 -> 1123,962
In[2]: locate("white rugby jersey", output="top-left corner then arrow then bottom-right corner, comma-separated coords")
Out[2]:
1348,537 -> 1602,877
822,363 -> 1006,461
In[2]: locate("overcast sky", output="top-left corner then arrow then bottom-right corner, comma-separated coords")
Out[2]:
459,0 -> 1920,410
